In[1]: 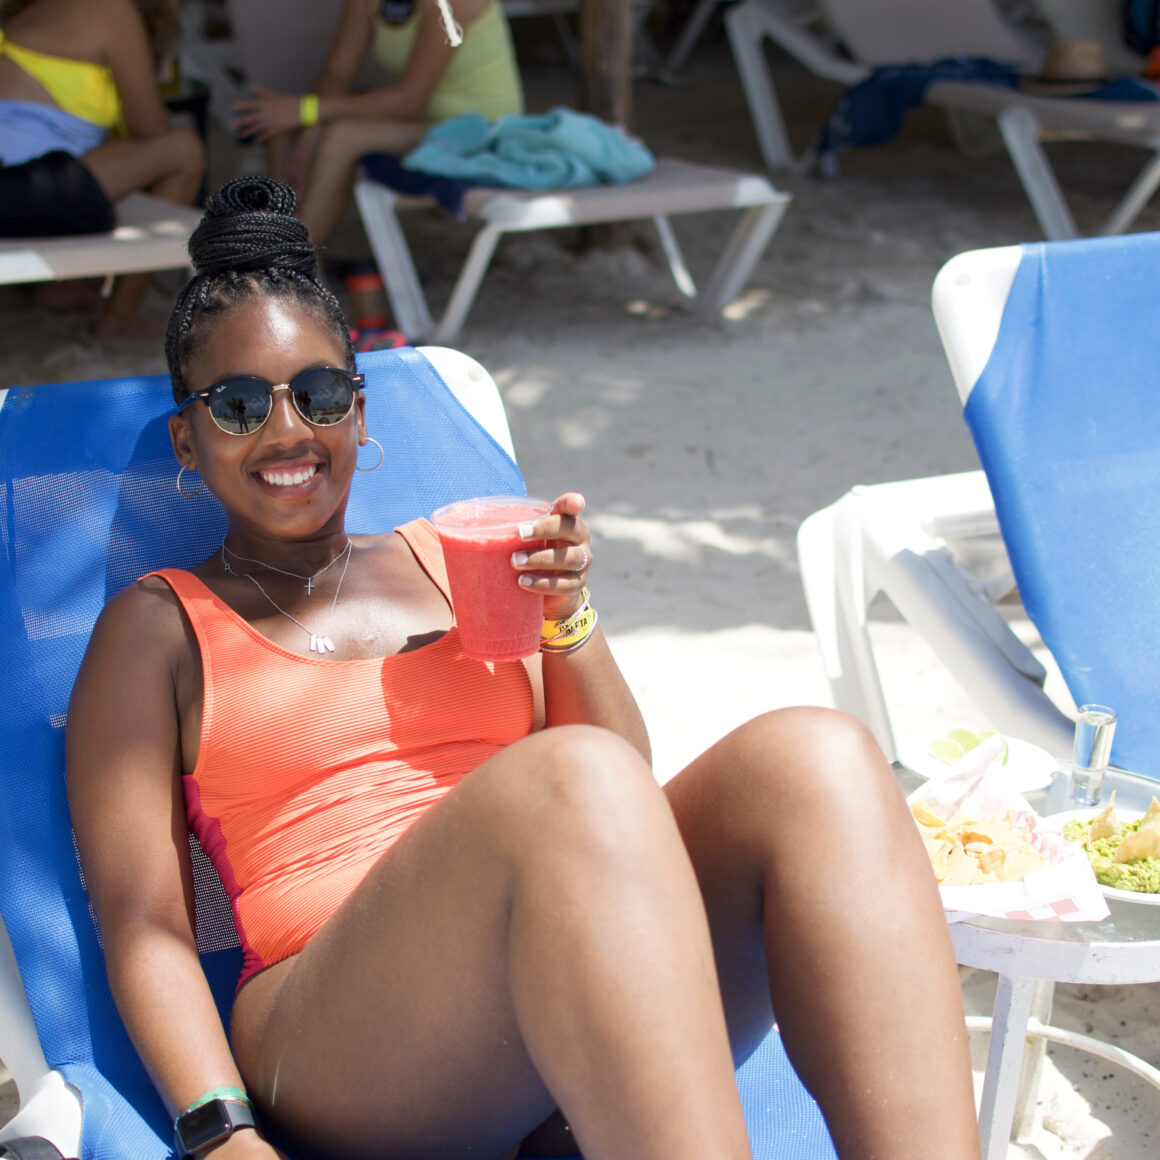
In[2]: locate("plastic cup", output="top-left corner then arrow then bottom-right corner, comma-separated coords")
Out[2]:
431,495 -> 552,662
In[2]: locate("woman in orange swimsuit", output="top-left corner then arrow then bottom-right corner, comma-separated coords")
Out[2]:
0,0 -> 202,338
67,176 -> 979,1160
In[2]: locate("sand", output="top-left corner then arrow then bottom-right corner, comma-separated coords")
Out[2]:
1,26 -> 1157,1159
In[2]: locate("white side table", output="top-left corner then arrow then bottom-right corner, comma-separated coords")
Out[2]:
898,765 -> 1160,1159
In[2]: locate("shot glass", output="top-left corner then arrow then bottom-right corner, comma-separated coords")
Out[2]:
1069,704 -> 1117,806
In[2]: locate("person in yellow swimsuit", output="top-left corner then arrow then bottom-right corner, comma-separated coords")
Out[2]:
0,0 -> 203,339
232,0 -> 524,247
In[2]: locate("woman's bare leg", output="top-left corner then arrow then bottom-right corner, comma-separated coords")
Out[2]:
665,708 -> 978,1160
80,129 -> 204,338
295,118 -> 429,246
231,726 -> 751,1160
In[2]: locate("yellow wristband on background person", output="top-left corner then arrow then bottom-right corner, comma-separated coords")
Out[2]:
299,93 -> 320,127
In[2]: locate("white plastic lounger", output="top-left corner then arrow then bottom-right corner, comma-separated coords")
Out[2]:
353,157 -> 791,342
726,0 -> 1160,240
0,192 -> 202,287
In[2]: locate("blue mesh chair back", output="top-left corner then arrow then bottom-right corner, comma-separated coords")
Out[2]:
0,347 -> 835,1158
965,233 -> 1160,780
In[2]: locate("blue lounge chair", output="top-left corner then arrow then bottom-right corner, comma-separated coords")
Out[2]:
0,346 -> 837,1159
798,232 -> 1160,781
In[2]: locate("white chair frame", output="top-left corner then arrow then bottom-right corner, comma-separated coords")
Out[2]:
353,158 -> 791,342
795,243 -> 1077,764
0,193 -> 202,288
725,0 -> 1160,240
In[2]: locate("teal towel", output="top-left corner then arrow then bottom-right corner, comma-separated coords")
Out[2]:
402,107 -> 655,188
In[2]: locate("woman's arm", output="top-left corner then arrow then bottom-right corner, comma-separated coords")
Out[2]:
66,582 -> 278,1156
517,494 -> 652,763
102,0 -> 171,139
233,0 -> 490,142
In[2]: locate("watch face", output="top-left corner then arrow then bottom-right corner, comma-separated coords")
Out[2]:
175,1099 -> 238,1155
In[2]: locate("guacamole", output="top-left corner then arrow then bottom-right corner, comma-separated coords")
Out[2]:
1063,818 -> 1160,894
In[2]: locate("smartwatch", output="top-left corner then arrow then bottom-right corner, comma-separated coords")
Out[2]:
174,1098 -> 257,1158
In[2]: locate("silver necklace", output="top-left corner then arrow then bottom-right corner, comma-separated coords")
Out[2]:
221,537 -> 351,596
221,540 -> 353,654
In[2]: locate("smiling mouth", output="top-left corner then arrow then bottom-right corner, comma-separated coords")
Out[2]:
258,464 -> 320,487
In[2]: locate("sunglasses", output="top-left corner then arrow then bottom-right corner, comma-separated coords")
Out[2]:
177,367 -> 365,436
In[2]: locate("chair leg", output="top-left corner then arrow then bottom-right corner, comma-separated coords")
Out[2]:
352,178 -> 435,342
1101,148 -> 1160,235
996,106 -> 1079,241
431,225 -> 503,344
697,199 -> 789,312
663,0 -> 724,75
725,2 -> 798,170
652,215 -> 697,298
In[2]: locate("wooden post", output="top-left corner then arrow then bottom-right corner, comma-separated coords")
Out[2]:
579,0 -> 634,127
579,0 -> 634,248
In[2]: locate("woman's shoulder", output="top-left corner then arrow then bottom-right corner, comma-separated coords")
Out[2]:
93,571 -> 195,647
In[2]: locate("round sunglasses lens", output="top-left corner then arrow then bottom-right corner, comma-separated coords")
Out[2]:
293,369 -> 356,426
209,379 -> 272,434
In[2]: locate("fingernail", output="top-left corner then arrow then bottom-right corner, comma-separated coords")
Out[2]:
511,552 -> 528,566
518,574 -> 534,587
517,523 -> 535,540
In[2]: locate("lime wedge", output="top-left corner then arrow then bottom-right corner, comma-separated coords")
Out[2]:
928,727 -> 1008,766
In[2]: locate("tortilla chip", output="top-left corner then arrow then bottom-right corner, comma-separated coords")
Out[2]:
941,843 -> 979,886
995,844 -> 1045,879
911,805 -> 1044,885
1141,796 -> 1160,827
923,837 -> 951,878
911,802 -> 948,828
1089,793 -> 1120,842
1114,816 -> 1160,862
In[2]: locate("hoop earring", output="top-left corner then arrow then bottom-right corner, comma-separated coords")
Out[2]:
176,464 -> 206,498
356,436 -> 384,473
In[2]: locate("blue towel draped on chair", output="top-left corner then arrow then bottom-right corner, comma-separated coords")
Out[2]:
963,234 -> 1160,780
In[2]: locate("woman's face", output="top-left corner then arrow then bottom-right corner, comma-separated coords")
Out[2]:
169,294 -> 367,547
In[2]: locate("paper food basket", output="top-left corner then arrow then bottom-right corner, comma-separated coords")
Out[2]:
906,736 -> 1109,923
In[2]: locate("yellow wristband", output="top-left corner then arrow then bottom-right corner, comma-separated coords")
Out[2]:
541,604 -> 598,652
299,93 -> 320,127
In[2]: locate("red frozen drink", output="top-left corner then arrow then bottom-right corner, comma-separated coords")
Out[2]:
431,495 -> 552,661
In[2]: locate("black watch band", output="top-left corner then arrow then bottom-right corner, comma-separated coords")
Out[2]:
174,1098 -> 257,1158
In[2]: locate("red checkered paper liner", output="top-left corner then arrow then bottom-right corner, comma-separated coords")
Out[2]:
905,737 -> 1109,923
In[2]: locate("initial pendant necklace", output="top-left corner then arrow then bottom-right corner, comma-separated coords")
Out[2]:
221,540 -> 354,654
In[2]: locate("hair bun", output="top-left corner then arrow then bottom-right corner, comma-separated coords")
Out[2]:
189,176 -> 318,279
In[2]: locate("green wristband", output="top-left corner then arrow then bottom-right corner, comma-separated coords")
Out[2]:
182,1085 -> 252,1115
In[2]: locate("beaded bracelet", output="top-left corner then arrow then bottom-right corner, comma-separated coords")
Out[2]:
541,589 -> 598,653
299,93 -> 320,127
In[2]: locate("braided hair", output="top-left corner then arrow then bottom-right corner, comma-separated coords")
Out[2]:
166,177 -> 354,403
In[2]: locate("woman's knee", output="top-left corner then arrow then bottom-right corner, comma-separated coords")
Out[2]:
482,725 -> 668,858
313,119 -> 370,169
677,707 -> 891,829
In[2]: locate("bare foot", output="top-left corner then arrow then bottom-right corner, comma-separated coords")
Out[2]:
90,311 -> 167,343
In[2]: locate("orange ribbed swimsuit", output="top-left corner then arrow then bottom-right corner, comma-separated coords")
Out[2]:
148,519 -> 534,987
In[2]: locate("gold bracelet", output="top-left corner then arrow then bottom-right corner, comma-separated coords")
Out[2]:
299,93 -> 320,127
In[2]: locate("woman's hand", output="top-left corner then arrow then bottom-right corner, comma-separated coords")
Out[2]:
513,492 -> 591,621
233,87 -> 304,143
